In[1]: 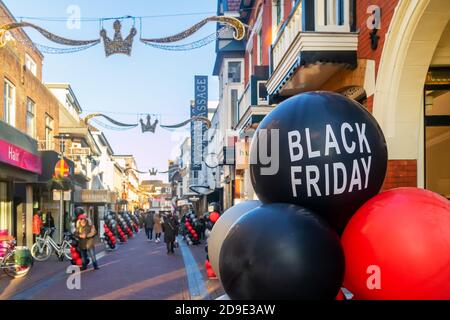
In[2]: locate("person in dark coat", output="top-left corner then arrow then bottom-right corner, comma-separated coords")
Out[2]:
144,211 -> 155,241
162,212 -> 179,254
197,214 -> 207,241
44,212 -> 55,238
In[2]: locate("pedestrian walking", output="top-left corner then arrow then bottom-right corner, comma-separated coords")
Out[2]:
32,211 -> 43,243
144,211 -> 155,241
75,214 -> 99,271
153,212 -> 162,243
44,212 -> 55,238
162,212 -> 179,254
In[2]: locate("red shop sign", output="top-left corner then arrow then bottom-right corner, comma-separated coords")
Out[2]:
0,139 -> 42,174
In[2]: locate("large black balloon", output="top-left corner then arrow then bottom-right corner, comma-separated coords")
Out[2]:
250,92 -> 387,233
219,203 -> 345,300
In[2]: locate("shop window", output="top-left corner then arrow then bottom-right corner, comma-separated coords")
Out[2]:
0,182 -> 12,235
26,98 -> 36,138
228,61 -> 242,83
425,88 -> 450,199
3,79 -> 15,126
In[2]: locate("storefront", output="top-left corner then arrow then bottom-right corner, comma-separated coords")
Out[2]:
74,189 -> 117,232
373,0 -> 450,195
0,121 -> 41,247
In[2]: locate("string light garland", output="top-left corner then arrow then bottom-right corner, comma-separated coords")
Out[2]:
0,21 -> 100,46
142,27 -> 229,51
84,113 -> 210,133
0,16 -> 246,55
140,16 -> 244,43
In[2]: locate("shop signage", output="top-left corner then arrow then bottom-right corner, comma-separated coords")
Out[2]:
177,199 -> 189,206
0,139 -> 42,174
53,190 -> 71,201
75,189 -> 115,203
367,5 -> 381,50
54,159 -> 70,177
235,140 -> 250,170
191,75 -> 208,171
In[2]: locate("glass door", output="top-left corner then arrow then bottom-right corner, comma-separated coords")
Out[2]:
424,89 -> 450,199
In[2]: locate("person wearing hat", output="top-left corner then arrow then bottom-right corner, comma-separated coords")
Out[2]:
75,214 -> 99,270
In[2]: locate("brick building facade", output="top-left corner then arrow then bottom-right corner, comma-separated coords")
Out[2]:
0,1 -> 62,246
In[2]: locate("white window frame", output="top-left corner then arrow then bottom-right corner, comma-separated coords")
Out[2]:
26,98 -> 36,138
257,29 -> 263,66
272,0 -> 285,41
228,61 -> 243,84
45,114 -> 54,150
248,50 -> 253,78
3,79 -> 16,126
25,53 -> 37,76
315,0 -> 350,32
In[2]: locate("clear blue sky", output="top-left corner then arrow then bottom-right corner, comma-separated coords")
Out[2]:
4,0 -> 219,182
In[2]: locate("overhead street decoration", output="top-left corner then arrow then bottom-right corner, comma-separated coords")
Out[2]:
0,16 -> 245,55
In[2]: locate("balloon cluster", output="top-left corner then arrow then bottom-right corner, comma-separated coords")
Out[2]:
103,212 -> 118,250
130,212 -> 141,232
69,241 -> 83,267
103,224 -> 117,250
118,212 -> 135,238
182,213 -> 200,246
204,207 -> 221,279
116,224 -> 127,243
209,92 -> 450,300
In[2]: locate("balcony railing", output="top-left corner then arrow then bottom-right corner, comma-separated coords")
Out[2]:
271,1 -> 302,73
236,73 -> 269,127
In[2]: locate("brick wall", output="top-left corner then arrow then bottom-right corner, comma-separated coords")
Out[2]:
0,3 -> 60,151
244,0 -> 293,85
356,1 -> 419,190
382,160 -> 417,191
356,0 -> 399,77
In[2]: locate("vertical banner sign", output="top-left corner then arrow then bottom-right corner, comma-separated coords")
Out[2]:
191,75 -> 208,170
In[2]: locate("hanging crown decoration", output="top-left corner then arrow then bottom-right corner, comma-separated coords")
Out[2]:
100,20 -> 137,57
0,16 -> 245,55
140,115 -> 158,133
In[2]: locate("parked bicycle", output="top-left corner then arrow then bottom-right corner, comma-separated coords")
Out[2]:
0,236 -> 33,278
31,227 -> 72,261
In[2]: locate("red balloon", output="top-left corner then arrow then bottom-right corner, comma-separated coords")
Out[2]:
335,289 -> 345,300
209,212 -> 220,223
76,258 -> 82,266
342,188 -> 450,300
206,268 -> 216,278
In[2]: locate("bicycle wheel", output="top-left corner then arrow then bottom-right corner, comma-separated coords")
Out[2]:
62,242 -> 72,260
2,251 -> 33,278
31,242 -> 51,261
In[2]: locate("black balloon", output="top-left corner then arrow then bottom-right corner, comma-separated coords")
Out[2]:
250,92 -> 387,233
219,203 -> 345,300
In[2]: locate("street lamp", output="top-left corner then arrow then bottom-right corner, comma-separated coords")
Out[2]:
53,133 -> 72,242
